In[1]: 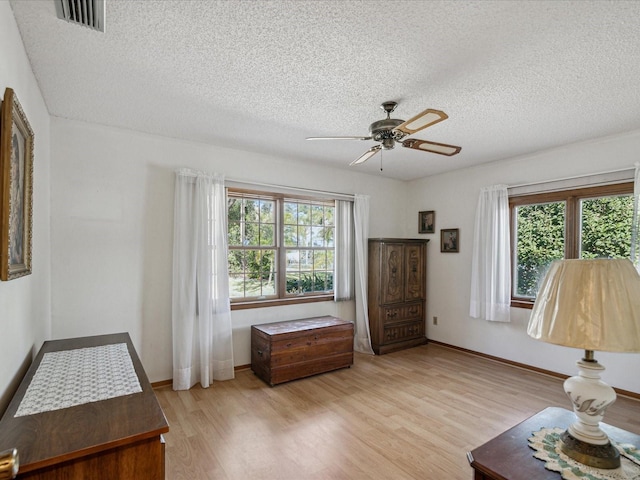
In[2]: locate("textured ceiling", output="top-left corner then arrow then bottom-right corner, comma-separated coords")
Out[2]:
8,0 -> 640,181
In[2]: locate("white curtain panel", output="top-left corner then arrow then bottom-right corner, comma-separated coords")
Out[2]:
334,200 -> 355,301
631,163 -> 640,271
469,185 -> 511,322
172,169 -> 234,390
353,194 -> 374,354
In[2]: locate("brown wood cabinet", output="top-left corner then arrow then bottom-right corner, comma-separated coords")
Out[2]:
251,316 -> 354,386
368,238 -> 428,354
0,333 -> 168,479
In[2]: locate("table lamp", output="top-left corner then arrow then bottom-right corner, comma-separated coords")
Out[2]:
527,258 -> 640,469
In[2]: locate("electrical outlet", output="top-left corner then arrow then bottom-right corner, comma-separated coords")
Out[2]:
433,316 -> 438,325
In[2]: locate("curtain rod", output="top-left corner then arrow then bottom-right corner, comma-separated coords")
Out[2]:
175,168 -> 355,201
226,177 -> 355,201
508,166 -> 635,190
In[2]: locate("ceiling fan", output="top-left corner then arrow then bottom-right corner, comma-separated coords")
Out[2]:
306,101 -> 461,166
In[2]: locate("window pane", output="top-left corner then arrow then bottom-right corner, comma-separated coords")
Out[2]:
300,250 -> 313,271
286,273 -> 301,294
298,226 -> 311,247
284,225 -> 297,247
244,199 -> 260,223
580,195 -> 633,259
229,274 -> 245,298
261,277 -> 276,296
298,204 -> 311,225
325,206 -> 334,226
314,250 -> 327,270
260,200 -> 275,223
326,250 -> 334,271
514,201 -> 565,298
284,202 -> 297,225
260,224 -> 274,246
228,198 -> 241,222
228,250 -> 244,274
244,223 -> 260,246
325,226 -> 334,247
312,226 -> 325,247
314,272 -> 329,292
312,205 -> 324,225
228,221 -> 241,246
286,250 -> 299,272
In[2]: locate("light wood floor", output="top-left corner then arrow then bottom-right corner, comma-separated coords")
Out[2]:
155,343 -> 640,479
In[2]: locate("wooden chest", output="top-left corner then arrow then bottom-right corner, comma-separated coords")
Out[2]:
251,316 -> 354,386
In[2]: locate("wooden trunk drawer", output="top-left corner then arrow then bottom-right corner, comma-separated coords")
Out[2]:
251,316 -> 354,386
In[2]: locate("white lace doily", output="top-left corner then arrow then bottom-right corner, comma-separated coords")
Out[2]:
528,427 -> 640,480
15,343 -> 142,417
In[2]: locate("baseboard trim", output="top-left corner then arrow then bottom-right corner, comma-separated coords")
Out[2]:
151,379 -> 172,389
152,364 -> 252,390
428,340 -> 640,401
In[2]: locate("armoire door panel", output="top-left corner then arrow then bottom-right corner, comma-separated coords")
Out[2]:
404,243 -> 425,300
381,243 -> 405,304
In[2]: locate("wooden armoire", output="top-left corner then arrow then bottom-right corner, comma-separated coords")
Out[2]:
367,238 -> 428,354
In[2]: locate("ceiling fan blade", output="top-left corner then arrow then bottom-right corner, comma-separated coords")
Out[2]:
306,136 -> 372,141
350,145 -> 382,166
402,139 -> 461,156
394,109 -> 448,136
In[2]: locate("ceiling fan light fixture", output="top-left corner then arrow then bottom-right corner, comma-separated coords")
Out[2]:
305,102 -> 461,166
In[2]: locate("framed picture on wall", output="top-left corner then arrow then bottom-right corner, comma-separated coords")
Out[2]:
0,87 -> 34,281
441,228 -> 459,253
419,210 -> 435,234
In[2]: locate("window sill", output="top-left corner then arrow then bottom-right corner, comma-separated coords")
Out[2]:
231,294 -> 335,311
511,299 -> 534,310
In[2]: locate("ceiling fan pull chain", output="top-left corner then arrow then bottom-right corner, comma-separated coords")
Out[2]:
380,150 -> 383,172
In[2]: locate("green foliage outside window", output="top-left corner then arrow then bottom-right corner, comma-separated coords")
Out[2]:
580,196 -> 632,259
514,193 -> 633,299
515,202 -> 565,297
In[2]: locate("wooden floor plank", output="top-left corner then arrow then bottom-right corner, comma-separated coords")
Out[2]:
155,343 -> 640,480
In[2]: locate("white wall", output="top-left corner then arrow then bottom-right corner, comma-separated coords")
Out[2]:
50,118 -> 408,382
407,131 -> 640,394
0,2 -> 51,412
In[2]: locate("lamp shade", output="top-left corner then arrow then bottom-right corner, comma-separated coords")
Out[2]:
527,258 -> 640,352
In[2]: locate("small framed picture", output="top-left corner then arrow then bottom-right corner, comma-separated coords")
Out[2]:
419,210 -> 435,234
441,228 -> 459,253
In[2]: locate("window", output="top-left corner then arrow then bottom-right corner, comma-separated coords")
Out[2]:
227,189 -> 335,307
510,182 -> 633,308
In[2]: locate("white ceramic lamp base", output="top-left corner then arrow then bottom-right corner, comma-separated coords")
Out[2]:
560,357 -> 620,469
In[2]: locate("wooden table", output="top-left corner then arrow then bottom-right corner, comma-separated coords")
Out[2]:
467,406 -> 640,480
0,333 -> 169,479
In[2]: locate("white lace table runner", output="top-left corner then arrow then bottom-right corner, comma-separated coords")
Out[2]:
529,427 -> 640,480
15,343 -> 142,417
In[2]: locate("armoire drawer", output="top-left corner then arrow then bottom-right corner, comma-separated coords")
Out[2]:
383,320 -> 424,343
381,302 -> 423,325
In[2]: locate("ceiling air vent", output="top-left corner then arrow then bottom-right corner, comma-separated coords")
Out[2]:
54,0 -> 105,32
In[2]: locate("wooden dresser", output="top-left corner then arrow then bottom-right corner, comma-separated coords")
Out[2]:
368,238 -> 428,354
251,316 -> 354,386
0,333 -> 168,479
